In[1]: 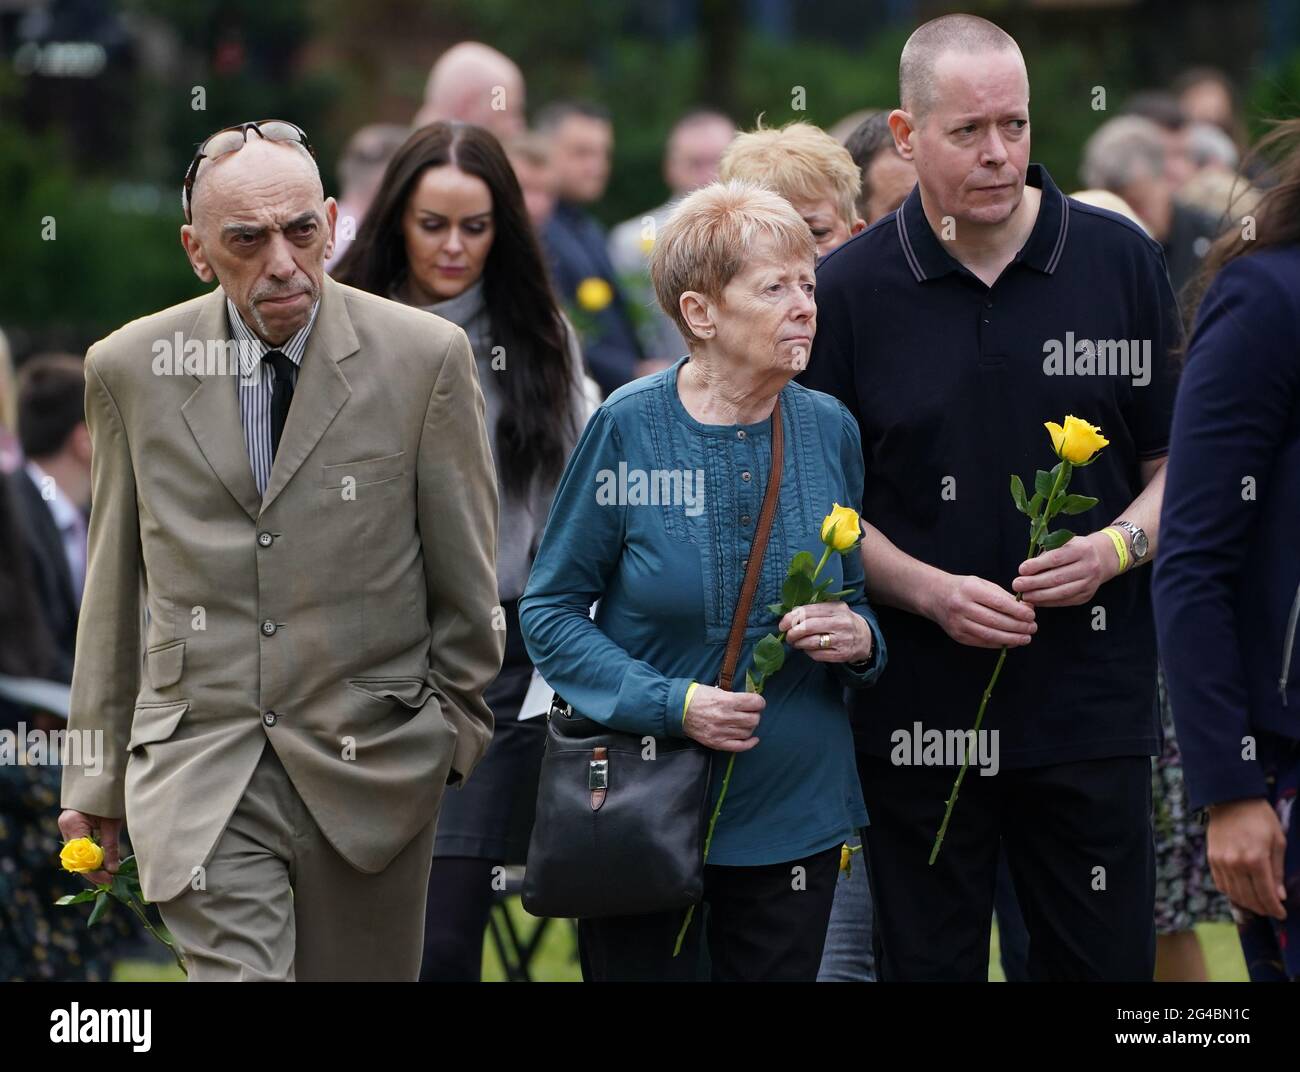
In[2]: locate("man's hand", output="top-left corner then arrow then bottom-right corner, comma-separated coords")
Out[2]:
682,685 -> 764,752
928,573 -> 1037,649
1207,798 -> 1288,920
1013,531 -> 1119,607
57,811 -> 123,887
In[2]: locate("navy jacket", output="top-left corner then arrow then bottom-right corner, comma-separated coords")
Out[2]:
542,202 -> 644,395
1152,244 -> 1300,809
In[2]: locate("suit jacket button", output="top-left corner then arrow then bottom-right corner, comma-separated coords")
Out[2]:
261,619 -> 277,636
263,711 -> 277,727
258,531 -> 274,547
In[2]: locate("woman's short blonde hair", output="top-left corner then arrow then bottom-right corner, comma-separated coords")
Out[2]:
719,120 -> 862,230
650,180 -> 817,341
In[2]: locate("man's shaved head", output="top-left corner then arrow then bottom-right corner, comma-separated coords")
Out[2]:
899,13 -> 1023,123
415,41 -> 525,138
181,135 -> 336,346
189,135 -> 323,227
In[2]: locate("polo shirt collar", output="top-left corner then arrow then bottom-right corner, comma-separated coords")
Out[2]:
225,295 -> 321,378
895,163 -> 1070,283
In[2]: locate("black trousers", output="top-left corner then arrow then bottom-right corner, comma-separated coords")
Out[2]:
859,753 -> 1156,982
577,844 -> 842,982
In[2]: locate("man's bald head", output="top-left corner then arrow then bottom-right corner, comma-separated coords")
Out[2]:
415,41 -> 525,138
181,135 -> 336,346
899,14 -> 1023,124
188,135 -> 323,230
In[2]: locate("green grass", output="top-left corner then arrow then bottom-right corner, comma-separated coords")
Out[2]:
114,901 -> 1249,982
988,921 -> 1249,982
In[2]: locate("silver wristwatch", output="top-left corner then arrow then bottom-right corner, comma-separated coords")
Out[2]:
1113,520 -> 1149,567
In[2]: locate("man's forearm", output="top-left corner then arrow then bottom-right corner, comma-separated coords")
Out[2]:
1101,456 -> 1167,569
858,521 -> 945,621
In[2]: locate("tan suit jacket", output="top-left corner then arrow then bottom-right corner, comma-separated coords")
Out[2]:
60,275 -> 503,903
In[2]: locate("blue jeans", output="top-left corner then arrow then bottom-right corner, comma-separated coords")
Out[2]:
817,832 -> 876,981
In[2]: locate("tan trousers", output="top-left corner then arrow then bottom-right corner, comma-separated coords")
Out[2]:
155,739 -> 437,981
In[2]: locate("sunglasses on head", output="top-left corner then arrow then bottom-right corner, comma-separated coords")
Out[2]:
182,119 -> 315,223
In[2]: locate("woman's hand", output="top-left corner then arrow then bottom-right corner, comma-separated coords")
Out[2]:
779,602 -> 873,663
1207,798 -> 1288,921
683,685 -> 765,752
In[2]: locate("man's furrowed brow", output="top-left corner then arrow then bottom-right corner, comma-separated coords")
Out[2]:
223,211 -> 321,239
223,221 -> 266,240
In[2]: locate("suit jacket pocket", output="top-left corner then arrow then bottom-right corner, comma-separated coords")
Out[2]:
348,676 -> 435,713
145,640 -> 185,689
321,451 -> 406,489
127,700 -> 190,751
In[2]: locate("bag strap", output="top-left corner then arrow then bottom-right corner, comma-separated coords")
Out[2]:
718,399 -> 784,691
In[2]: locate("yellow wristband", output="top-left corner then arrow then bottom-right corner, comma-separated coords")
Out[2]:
683,681 -> 700,727
1101,526 -> 1129,573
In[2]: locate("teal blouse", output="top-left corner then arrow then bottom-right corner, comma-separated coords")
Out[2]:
519,356 -> 886,866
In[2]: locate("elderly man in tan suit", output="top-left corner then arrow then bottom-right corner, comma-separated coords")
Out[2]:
57,121 -> 503,980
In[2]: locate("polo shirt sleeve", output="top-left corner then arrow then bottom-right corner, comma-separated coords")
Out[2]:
1127,241 -> 1184,460
828,400 -> 886,689
1153,255 -> 1298,809
519,406 -> 694,739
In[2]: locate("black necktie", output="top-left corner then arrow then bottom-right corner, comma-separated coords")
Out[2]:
261,350 -> 296,462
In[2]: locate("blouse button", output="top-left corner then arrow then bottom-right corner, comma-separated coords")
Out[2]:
741,514 -> 752,526
741,470 -> 752,482
736,429 -> 746,440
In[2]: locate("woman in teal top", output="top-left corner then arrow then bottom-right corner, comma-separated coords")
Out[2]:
520,181 -> 887,981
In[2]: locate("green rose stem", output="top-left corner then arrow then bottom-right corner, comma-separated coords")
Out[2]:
672,542 -> 841,956
928,462 -> 1069,866
117,894 -> 187,975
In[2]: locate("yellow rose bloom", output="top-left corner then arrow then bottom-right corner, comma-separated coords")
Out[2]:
840,843 -> 852,873
60,837 -> 104,874
820,503 -> 861,552
1045,415 -> 1109,465
576,276 -> 614,312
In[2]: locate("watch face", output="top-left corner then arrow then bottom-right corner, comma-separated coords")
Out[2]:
1132,530 -> 1149,559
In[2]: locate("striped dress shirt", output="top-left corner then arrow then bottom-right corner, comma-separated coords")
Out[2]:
226,297 -> 320,497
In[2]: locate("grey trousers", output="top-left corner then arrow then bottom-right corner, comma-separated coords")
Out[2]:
155,740 -> 437,981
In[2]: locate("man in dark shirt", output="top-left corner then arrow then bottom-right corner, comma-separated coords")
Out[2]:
800,14 -> 1180,981
538,101 -> 645,395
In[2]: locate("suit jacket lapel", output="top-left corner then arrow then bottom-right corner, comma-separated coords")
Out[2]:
180,287 -> 263,520
260,276 -> 358,512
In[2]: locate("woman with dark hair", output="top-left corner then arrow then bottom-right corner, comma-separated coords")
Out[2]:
1153,119 -> 1300,982
335,120 -> 591,981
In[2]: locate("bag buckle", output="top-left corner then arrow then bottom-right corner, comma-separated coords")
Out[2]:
589,746 -> 608,811
549,696 -> 574,720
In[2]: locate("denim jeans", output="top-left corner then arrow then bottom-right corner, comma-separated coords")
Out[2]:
817,832 -> 876,981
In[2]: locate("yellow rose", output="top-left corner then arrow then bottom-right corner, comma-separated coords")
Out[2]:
1045,415 -> 1109,465
576,276 -> 613,312
60,837 -> 104,874
840,843 -> 852,873
820,503 -> 861,552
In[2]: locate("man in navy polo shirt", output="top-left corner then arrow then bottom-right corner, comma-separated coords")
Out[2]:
800,14 -> 1181,980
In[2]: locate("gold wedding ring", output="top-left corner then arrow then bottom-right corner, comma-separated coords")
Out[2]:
819,633 -> 831,650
